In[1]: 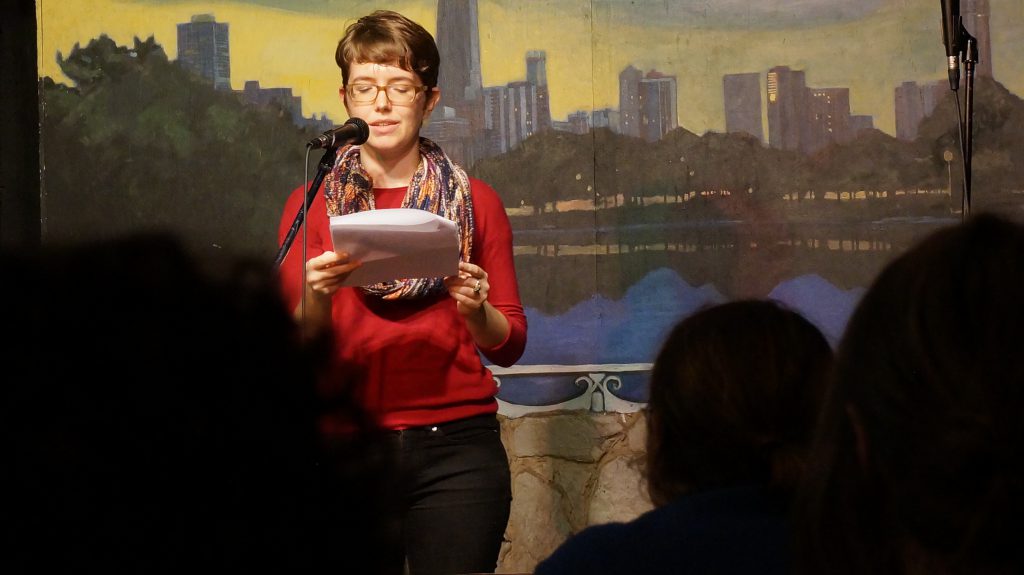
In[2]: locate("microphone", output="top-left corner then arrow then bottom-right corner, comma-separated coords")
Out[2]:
940,0 -> 962,90
307,117 -> 369,149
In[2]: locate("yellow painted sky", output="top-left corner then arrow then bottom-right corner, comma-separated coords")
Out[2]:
37,0 -> 1024,136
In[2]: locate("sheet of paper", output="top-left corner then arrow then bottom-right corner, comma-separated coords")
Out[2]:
329,208 -> 461,287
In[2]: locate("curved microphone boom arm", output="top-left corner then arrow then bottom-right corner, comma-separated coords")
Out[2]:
273,118 -> 369,269
273,146 -> 340,270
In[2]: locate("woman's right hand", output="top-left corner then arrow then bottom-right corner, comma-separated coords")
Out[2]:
305,251 -> 361,298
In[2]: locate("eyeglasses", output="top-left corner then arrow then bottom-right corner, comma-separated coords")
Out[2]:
344,83 -> 429,105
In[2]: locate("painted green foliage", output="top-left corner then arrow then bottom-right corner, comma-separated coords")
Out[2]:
40,35 -> 319,258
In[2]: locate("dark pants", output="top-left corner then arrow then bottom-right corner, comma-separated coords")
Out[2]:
387,414 -> 512,575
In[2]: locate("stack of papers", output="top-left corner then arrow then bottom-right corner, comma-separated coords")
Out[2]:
329,208 -> 461,287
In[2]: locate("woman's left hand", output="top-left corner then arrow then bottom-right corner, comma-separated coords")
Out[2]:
444,261 -> 488,317
444,261 -> 510,348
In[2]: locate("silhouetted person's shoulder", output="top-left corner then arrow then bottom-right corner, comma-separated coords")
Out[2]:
2,232 -> 401,573
536,484 -> 791,575
795,212 -> 1024,575
537,298 -> 833,575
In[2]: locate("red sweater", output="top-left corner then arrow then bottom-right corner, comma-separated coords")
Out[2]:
277,177 -> 527,429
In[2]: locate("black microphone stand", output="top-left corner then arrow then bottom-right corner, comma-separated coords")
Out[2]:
959,31 -> 977,217
273,146 -> 339,269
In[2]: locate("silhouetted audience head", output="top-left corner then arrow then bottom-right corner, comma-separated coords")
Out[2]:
2,233 -> 399,573
796,213 -> 1024,575
646,299 -> 834,506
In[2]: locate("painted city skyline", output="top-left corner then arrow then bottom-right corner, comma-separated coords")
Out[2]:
34,0 -> 1024,414
37,0 -> 1024,140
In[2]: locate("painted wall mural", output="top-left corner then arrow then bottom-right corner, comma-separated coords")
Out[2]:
36,0 -> 1024,413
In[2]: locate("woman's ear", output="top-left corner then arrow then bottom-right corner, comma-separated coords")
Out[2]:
339,85 -> 352,116
425,87 -> 441,114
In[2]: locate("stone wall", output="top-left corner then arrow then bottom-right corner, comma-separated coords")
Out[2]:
496,411 -> 654,573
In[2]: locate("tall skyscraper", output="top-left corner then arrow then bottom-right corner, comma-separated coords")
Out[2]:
481,82 -> 538,156
436,0 -> 484,165
639,70 -> 678,143
507,81 -> 538,150
806,87 -> 851,153
618,65 -> 643,138
526,50 -> 552,131
766,66 -> 807,152
176,14 -> 230,91
894,80 -> 944,141
723,73 -> 763,142
963,0 -> 993,79
482,86 -> 509,156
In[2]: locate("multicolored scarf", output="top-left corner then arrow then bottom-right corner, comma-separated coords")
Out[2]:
323,137 -> 474,300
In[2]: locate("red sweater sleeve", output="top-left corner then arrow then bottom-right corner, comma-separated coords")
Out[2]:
467,178 -> 528,367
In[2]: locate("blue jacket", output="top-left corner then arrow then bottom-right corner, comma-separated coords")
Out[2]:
534,484 -> 792,575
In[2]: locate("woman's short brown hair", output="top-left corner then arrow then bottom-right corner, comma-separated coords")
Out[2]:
335,10 -> 440,88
